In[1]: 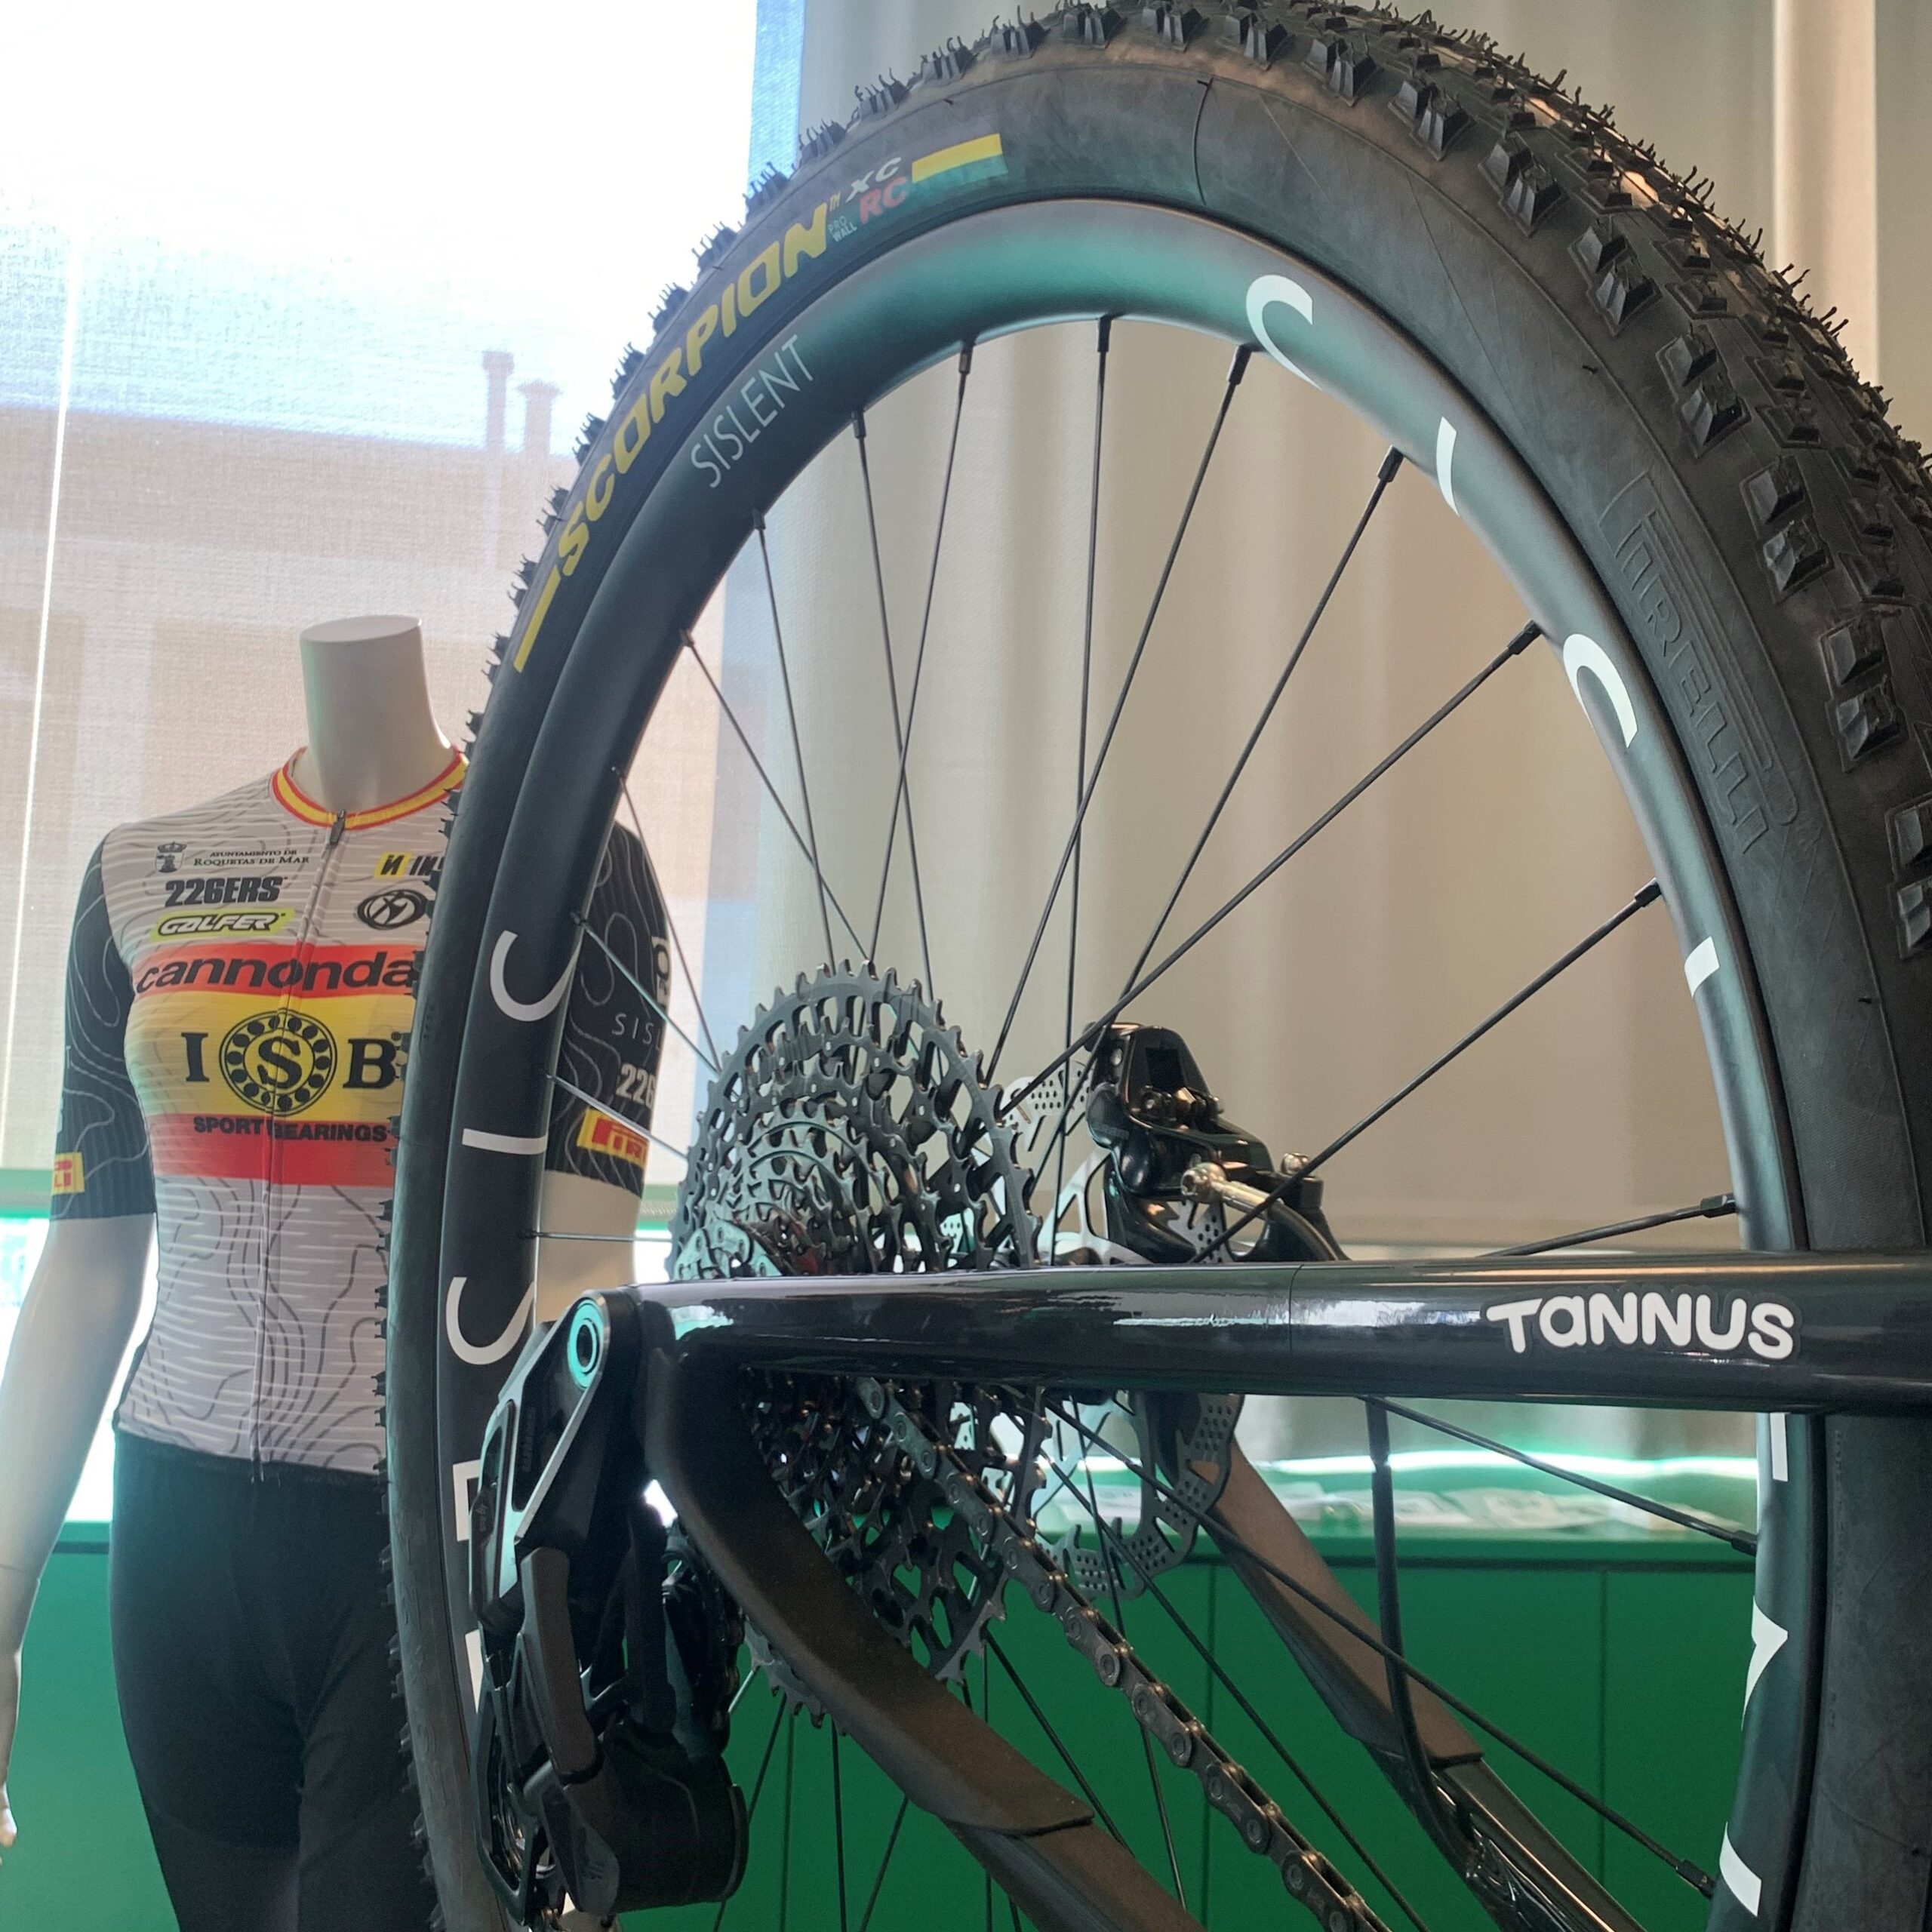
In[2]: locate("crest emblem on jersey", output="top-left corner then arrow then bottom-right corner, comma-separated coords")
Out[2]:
154,841 -> 186,875
358,886 -> 432,931
220,1010 -> 338,1115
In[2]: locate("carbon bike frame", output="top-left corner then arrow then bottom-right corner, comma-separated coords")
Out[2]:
626,1249 -> 1932,1412
604,1247 -> 1927,1932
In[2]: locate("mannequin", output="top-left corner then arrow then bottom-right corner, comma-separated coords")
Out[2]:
0,614 -> 647,1880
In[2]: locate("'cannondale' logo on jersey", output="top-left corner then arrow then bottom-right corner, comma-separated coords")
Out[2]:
220,1011 -> 338,1115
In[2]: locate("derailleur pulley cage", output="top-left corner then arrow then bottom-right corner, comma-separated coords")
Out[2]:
469,1297 -> 746,1922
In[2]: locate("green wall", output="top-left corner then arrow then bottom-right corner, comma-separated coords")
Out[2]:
1,1527 -> 173,1925
2,1527 -> 1749,1931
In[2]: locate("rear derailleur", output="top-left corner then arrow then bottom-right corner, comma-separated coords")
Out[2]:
469,1297 -> 746,1925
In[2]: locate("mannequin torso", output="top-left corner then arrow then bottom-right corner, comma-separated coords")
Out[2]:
0,616 -> 648,1855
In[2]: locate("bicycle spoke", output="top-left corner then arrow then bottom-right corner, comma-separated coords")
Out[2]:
681,632 -> 867,957
1189,877 -> 1663,1263
1041,1401 -> 1714,1897
575,917 -> 718,1074
832,1725 -> 851,1932
1041,1445 -> 1431,1932
1365,1401 -> 1464,1863
1375,1398 -> 1755,1555
1298,881 -> 1665,1180
780,1705 -> 795,1932
1122,446 -> 1404,995
989,345 -> 1255,1081
872,345 -> 974,974
1004,620 -> 1543,1119
955,1669 -> 1004,1927
854,411 -> 934,992
621,774 -> 721,1069
983,1651 -> 994,1932
984,1629 -> 1126,1842
1051,319 -> 1113,1262
857,1792 -> 910,1932
756,512 -> 835,967
1491,1192 -> 1739,1257
548,1072 -> 690,1164
1080,1454 -> 1187,1908
712,1700 -> 789,1932
1032,1073 -> 1100,1241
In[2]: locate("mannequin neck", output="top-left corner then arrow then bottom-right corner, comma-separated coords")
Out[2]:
288,618 -> 451,815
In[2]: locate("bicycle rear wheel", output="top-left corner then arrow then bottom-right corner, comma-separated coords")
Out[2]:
389,9 -> 1932,1929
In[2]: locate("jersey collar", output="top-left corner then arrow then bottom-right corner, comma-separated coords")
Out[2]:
272,748 -> 466,831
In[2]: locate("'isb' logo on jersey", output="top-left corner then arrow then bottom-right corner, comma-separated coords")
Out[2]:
220,1011 -> 338,1115
192,1015 -> 407,1115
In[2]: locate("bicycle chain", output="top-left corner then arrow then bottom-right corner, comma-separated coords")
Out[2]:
848,1380 -> 1390,1932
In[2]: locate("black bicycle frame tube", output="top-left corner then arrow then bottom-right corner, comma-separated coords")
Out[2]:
627,1251 -> 1932,1412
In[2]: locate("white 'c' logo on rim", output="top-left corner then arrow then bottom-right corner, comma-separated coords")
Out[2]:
445,1272 -> 534,1367
1246,274 -> 1317,385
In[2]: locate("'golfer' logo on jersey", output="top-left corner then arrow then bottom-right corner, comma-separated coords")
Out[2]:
220,1011 -> 338,1115
358,886 -> 432,931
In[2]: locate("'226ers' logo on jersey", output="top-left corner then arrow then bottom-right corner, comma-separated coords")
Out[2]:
219,1011 -> 337,1115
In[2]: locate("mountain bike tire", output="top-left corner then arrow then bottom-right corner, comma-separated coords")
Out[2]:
387,8 -> 1932,1929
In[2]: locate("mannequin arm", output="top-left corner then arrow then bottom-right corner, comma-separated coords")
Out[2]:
0,1214 -> 151,1629
534,1171 -> 643,1323
0,1212 -> 152,1849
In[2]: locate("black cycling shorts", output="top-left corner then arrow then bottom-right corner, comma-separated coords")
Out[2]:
109,1429 -> 438,1932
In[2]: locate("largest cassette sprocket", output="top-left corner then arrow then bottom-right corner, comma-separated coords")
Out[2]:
670,966 -> 1041,1702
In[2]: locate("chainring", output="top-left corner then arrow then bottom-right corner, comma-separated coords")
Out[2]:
671,967 -> 1042,1706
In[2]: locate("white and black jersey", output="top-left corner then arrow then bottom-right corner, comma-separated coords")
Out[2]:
51,751 -> 668,1472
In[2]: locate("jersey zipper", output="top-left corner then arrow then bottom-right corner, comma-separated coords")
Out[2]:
251,807 -> 347,1470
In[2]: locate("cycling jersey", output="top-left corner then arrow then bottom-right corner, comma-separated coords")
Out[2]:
51,750 -> 668,1473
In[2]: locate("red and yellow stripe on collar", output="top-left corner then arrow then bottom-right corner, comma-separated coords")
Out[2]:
272,749 -> 466,830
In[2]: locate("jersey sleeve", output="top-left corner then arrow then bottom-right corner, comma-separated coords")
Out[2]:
51,838 -> 155,1220
544,824 -> 672,1195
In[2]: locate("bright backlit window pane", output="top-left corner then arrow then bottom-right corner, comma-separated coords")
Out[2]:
0,0 -> 767,1516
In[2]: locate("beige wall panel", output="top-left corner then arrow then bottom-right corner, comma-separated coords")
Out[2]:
1878,0 -> 1932,444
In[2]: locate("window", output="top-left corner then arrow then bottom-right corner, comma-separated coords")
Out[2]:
0,0 -> 775,1515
